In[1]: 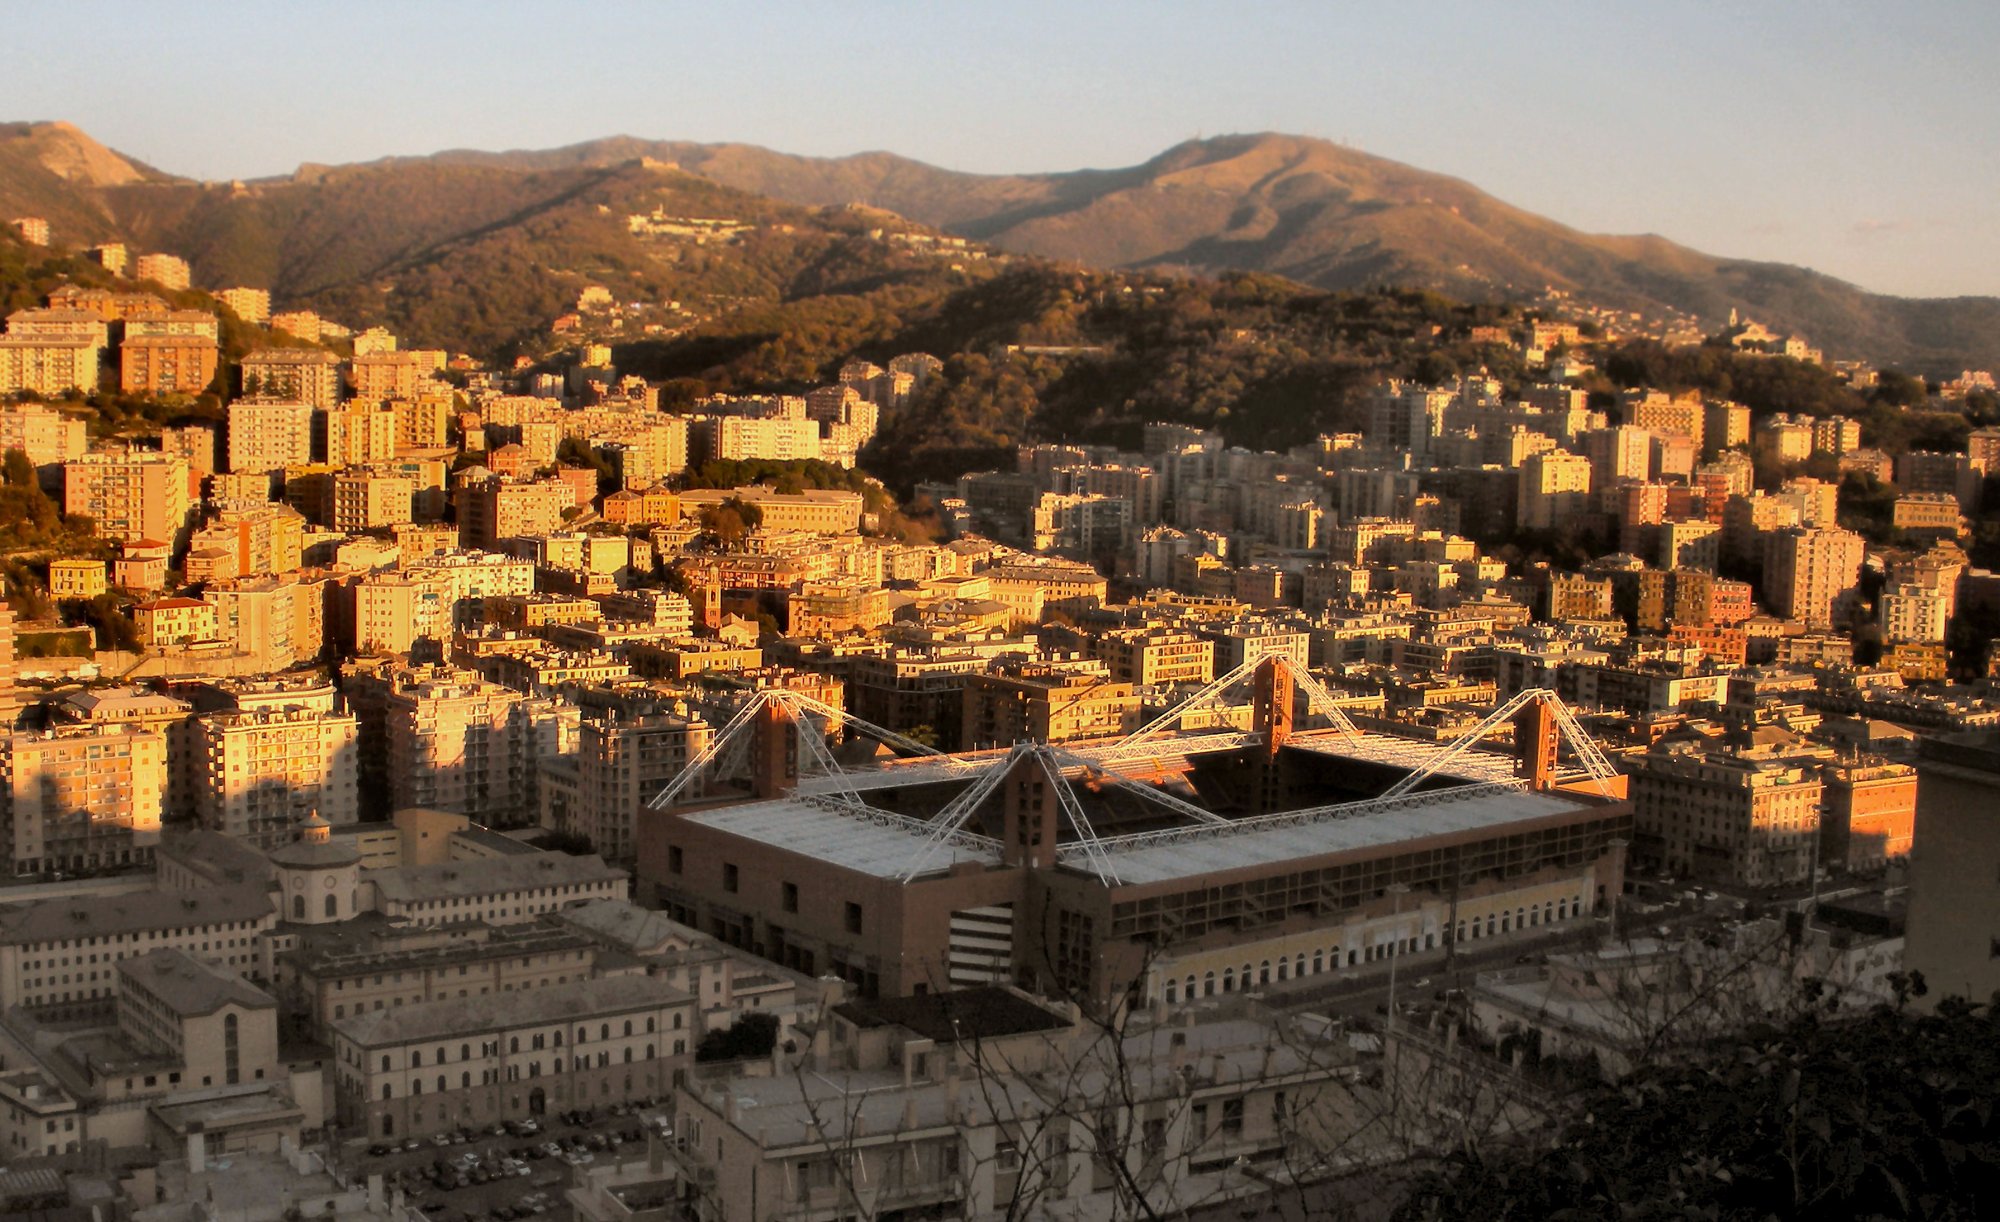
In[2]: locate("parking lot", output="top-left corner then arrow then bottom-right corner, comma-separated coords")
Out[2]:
337,1100 -> 672,1222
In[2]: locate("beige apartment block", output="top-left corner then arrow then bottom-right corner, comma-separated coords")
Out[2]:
1,722 -> 168,875
132,253 -> 191,291
241,347 -> 342,407
1517,449 -> 1593,531
0,401 -> 87,467
64,450 -> 194,546
386,672 -> 575,827
333,470 -> 415,531
541,708 -> 709,862
119,333 -> 219,397
319,401 -> 400,465
351,352 -> 438,402
133,596 -> 217,648
194,706 -> 360,846
227,396 -> 314,474
0,334 -> 102,396
1762,526 -> 1865,629
217,287 -> 271,324
1630,742 -> 1824,887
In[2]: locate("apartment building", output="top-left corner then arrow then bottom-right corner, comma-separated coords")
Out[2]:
317,400 -> 400,466
386,673 -> 573,827
241,348 -> 342,408
350,351 -> 440,401
194,706 -> 360,846
961,662 -> 1141,749
331,974 -> 694,1141
0,401 -> 87,467
1762,527 -> 1865,629
1089,627 -> 1214,687
351,572 -> 455,657
0,331 -> 102,395
1629,742 -> 1825,886
217,287 -> 271,324
455,477 -> 573,549
1,723 -> 168,876
47,557 -> 108,599
675,486 -> 865,534
333,470 -> 415,531
227,396 -> 314,474
541,708 -> 710,863
132,253 -> 191,290
1517,450 -> 1593,532
63,450 -> 194,547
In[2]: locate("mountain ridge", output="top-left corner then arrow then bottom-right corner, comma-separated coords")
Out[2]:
4,121 -> 1997,371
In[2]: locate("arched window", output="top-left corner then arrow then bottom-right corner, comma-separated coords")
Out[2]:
1222,968 -> 1235,993
646,1017 -> 656,1033
293,896 -> 305,920
437,1075 -> 445,1093
325,893 -> 338,918
673,1013 -> 684,1030
554,1030 -> 563,1046
460,1044 -> 470,1060
645,1045 -> 654,1060
1260,960 -> 1272,985
1312,951 -> 1324,974
412,1080 -> 422,1095
599,1024 -> 610,1041
1203,971 -> 1216,997
462,1072 -> 471,1089
1165,979 -> 1179,1004
623,1047 -> 632,1063
382,1084 -> 393,1100
510,1037 -> 519,1054
412,1051 -> 422,1067
1184,974 -> 1196,1000
381,1055 -> 391,1072
576,1028 -> 587,1044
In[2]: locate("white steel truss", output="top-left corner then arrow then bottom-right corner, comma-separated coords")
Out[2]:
1375,688 -> 1620,801
646,687 -> 957,811
1111,653 -> 1362,758
1052,780 -> 1527,864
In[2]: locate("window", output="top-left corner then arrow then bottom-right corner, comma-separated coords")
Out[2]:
782,882 -> 798,913
844,903 -> 862,935
722,863 -> 738,893
668,846 -> 682,874
1221,1097 -> 1244,1138
325,893 -> 338,918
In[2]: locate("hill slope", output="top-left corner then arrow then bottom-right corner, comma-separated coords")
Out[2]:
414,132 -> 2000,372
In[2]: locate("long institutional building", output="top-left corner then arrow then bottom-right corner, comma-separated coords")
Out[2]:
637,662 -> 1632,1009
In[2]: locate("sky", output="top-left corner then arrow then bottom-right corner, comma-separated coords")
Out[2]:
4,1 -> 1996,299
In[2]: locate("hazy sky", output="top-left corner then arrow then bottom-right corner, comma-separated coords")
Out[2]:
6,1 -> 1995,298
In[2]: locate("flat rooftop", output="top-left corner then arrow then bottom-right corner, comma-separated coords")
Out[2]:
679,797 -> 1002,879
1076,785 -> 1592,886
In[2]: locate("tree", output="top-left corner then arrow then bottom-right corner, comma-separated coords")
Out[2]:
1397,994 -> 2000,1221
695,1012 -> 780,1063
